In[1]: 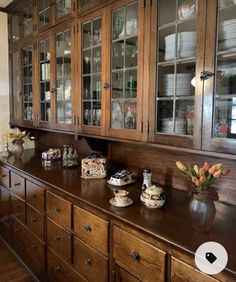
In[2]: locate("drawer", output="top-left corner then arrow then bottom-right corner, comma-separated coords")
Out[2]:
47,248 -> 86,282
74,206 -> 109,255
0,186 -> 11,218
114,265 -> 141,282
113,226 -> 166,282
73,237 -> 108,282
0,166 -> 10,188
26,180 -> 45,212
26,204 -> 45,241
47,218 -> 72,263
171,257 -> 219,282
11,194 -> 25,223
46,191 -> 71,230
11,172 -> 25,199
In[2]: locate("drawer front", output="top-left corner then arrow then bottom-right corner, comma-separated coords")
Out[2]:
113,226 -> 166,282
114,265 -> 141,282
47,248 -> 86,282
47,218 -> 71,263
26,204 -> 45,241
11,172 -> 25,199
74,206 -> 109,255
11,194 -> 25,223
0,166 -> 10,188
47,191 -> 71,230
26,180 -> 45,212
171,257 -> 219,282
73,237 -> 108,282
0,186 -> 11,218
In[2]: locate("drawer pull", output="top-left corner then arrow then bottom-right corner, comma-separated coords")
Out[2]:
84,224 -> 92,232
31,244 -> 37,249
53,207 -> 60,213
84,258 -> 91,266
15,204 -> 20,208
31,217 -> 37,223
14,182 -> 21,187
15,228 -> 20,233
54,266 -> 61,272
1,174 -> 6,178
54,234 -> 61,241
32,194 -> 37,198
130,251 -> 140,262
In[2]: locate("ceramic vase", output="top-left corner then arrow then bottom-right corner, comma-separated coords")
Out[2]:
12,142 -> 24,160
189,191 -> 216,232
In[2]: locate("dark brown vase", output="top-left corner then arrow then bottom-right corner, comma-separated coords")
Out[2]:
189,191 -> 216,232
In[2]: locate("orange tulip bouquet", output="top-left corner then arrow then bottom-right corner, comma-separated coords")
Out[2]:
176,161 -> 231,200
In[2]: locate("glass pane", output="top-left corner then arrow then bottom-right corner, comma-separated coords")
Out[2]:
56,0 -> 71,19
80,0 -> 92,7
111,3 -> 138,130
39,0 -> 50,29
56,29 -> 71,124
213,2 -> 236,139
23,45 -> 33,121
156,0 -> 197,136
81,17 -> 102,127
23,5 -> 33,36
39,38 -> 50,122
11,14 -> 20,42
12,51 -> 20,121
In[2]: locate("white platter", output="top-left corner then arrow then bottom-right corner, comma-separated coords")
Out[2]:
107,179 -> 136,186
109,197 -> 133,207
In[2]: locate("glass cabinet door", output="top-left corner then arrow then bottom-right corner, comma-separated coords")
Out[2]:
39,38 -> 51,123
11,14 -> 20,43
107,0 -> 143,140
81,17 -> 102,129
22,4 -> 33,37
23,45 -> 33,122
156,0 -> 197,138
55,28 -> 72,126
38,0 -> 51,30
11,51 -> 21,123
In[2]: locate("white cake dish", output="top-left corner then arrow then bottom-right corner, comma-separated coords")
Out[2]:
107,169 -> 135,186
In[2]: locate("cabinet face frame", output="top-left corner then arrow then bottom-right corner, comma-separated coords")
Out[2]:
104,0 -> 144,141
77,9 -> 106,136
148,0 -> 206,149
202,0 -> 236,154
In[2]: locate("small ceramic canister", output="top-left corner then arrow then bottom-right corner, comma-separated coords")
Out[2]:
140,185 -> 166,208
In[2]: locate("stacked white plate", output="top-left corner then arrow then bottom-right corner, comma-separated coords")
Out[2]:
162,73 -> 194,96
161,117 -> 186,134
218,19 -> 236,50
164,32 -> 196,60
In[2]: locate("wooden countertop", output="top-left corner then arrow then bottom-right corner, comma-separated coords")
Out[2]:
1,149 -> 236,277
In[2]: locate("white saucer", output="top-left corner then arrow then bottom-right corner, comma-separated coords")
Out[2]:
109,197 -> 133,207
107,179 -> 136,186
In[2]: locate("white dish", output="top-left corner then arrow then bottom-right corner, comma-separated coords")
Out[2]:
107,179 -> 136,186
109,197 -> 133,207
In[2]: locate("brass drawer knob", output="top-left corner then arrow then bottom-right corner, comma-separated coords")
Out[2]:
15,228 -> 20,233
84,224 -> 92,232
54,266 -> 61,272
84,258 -> 91,266
53,207 -> 60,213
14,182 -> 21,186
15,204 -> 20,208
1,174 -> 6,178
130,251 -> 140,262
54,234 -> 61,241
31,244 -> 37,249
31,217 -> 37,223
32,194 -> 37,198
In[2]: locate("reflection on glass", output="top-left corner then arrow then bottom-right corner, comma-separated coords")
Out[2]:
80,0 -> 92,7
40,38 -> 50,122
23,5 -> 33,36
82,17 -> 102,127
11,14 -> 20,42
23,45 -> 33,121
56,0 -> 71,18
56,29 -> 71,124
12,51 -> 20,121
39,0 -> 50,29
213,4 -> 236,139
111,3 -> 138,130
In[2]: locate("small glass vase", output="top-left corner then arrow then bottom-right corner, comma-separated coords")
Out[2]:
12,142 -> 24,160
189,191 -> 216,232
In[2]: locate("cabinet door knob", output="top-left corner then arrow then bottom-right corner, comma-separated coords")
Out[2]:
103,82 -> 111,89
54,266 -> 61,272
54,234 -> 60,241
50,88 -> 56,93
84,224 -> 92,232
130,251 -> 140,262
14,182 -> 21,186
1,174 -> 6,178
200,70 -> 214,80
84,258 -> 91,266
53,207 -> 60,213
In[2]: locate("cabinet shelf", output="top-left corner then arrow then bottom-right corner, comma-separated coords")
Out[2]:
158,57 -> 196,66
158,17 -> 196,31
